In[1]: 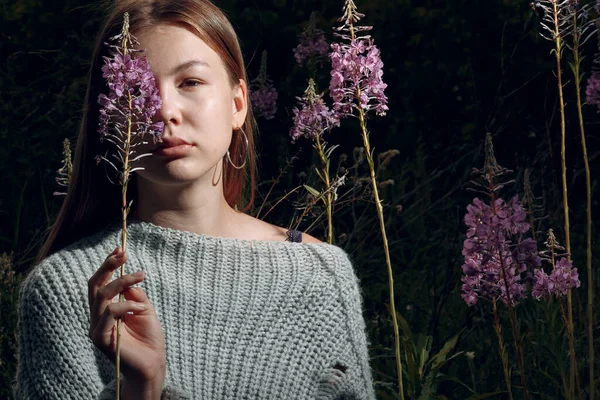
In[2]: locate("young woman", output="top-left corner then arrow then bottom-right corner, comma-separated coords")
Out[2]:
14,0 -> 376,398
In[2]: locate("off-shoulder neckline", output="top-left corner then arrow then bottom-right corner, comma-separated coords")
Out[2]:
119,218 -> 326,248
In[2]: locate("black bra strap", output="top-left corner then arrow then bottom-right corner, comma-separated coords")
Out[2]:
285,229 -> 303,243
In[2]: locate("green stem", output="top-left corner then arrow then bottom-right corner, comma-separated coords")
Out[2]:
493,299 -> 514,400
115,92 -> 133,400
314,134 -> 333,244
357,106 -> 403,399
551,3 -> 574,398
571,12 -> 594,399
489,186 -> 529,400
560,301 -> 582,400
347,6 -> 401,397
545,299 -> 569,399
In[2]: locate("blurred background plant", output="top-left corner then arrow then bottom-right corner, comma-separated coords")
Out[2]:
1,0 -> 599,399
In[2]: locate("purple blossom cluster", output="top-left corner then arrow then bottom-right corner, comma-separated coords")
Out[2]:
294,16 -> 330,66
98,52 -> 164,141
96,13 -> 163,183
290,79 -> 339,141
329,0 -> 388,118
461,196 -> 541,307
250,51 -> 278,120
585,72 -> 600,110
532,258 -> 581,299
250,86 -> 278,120
330,39 -> 388,118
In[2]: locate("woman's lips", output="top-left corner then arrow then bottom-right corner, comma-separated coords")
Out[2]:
152,144 -> 193,157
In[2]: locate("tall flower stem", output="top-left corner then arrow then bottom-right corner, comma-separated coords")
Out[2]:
549,2 -> 575,397
357,106 -> 402,399
314,134 -> 333,244
493,299 -> 514,400
489,182 -> 529,400
114,30 -> 134,399
115,84 -> 133,400
332,0 -> 393,393
96,13 -> 163,398
571,11 -> 594,398
559,301 -> 582,400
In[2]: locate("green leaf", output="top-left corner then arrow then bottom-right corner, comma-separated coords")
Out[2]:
314,167 -> 325,183
125,199 -> 134,216
427,330 -> 463,372
303,184 -> 321,198
418,369 -> 444,400
567,60 -> 576,75
404,336 -> 419,398
414,334 -> 432,373
395,311 -> 414,342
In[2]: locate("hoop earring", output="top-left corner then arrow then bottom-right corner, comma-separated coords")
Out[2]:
226,127 -> 249,170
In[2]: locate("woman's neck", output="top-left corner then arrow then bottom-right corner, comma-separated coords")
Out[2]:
132,174 -> 238,238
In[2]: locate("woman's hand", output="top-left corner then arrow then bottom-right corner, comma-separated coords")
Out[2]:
88,247 -> 166,395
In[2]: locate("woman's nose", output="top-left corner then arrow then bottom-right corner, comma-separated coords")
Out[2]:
154,87 -> 181,127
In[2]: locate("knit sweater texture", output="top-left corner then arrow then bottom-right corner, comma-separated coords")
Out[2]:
14,220 -> 376,399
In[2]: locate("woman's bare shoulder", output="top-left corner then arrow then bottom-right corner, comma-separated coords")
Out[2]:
234,213 -> 322,243
297,231 -> 322,243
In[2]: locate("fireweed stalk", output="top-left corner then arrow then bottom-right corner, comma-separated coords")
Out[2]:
461,134 -> 539,400
290,78 -> 340,243
535,1 -> 591,396
293,12 -> 330,75
53,138 -> 73,197
250,51 -> 278,120
96,13 -> 163,398
533,229 -> 582,399
582,7 -> 600,397
328,0 -> 398,394
291,15 -> 336,242
570,4 -> 596,396
492,298 -> 513,400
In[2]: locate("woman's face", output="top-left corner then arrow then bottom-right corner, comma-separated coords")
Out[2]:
133,23 -> 247,186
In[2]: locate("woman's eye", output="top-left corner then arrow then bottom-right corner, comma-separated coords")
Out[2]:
181,80 -> 202,88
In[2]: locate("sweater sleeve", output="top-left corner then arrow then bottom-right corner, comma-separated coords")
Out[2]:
13,257 -> 190,400
315,248 -> 377,400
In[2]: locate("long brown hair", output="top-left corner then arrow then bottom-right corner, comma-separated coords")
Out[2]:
36,0 -> 257,264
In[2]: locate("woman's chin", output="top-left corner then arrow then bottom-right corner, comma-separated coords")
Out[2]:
136,167 -> 215,186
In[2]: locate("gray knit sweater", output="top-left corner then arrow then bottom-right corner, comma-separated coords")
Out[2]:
14,220 -> 376,399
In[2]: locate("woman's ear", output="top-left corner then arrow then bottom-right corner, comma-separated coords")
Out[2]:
232,79 -> 248,128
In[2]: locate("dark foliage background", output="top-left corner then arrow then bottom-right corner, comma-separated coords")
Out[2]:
1,0 -> 599,398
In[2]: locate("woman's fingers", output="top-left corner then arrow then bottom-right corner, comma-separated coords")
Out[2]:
88,247 -> 126,309
90,271 -> 145,327
89,300 -> 148,353
123,286 -> 150,304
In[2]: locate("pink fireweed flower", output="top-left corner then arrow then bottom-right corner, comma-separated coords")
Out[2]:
250,51 -> 278,120
461,196 -> 540,306
460,134 -> 541,307
533,258 -> 580,299
290,78 -> 339,141
294,12 -> 330,66
586,72 -> 600,110
532,230 -> 581,299
582,2 -> 600,109
96,14 -> 163,182
98,53 -> 164,140
329,0 -> 388,119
